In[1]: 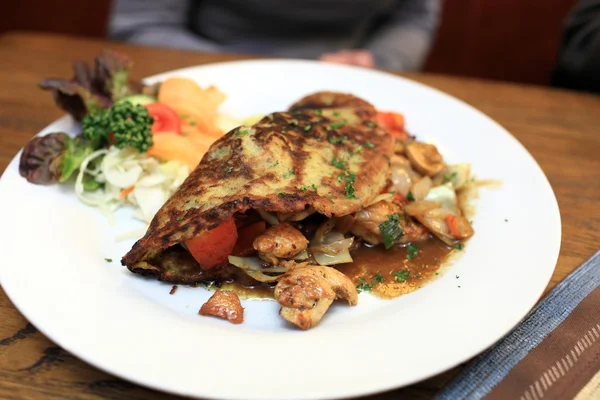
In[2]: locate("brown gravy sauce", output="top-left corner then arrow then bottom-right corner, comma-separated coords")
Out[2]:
337,239 -> 453,298
216,238 -> 454,300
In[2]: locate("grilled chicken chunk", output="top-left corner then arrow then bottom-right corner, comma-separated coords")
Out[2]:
352,201 -> 429,246
274,266 -> 358,330
199,290 -> 244,324
253,223 -> 309,265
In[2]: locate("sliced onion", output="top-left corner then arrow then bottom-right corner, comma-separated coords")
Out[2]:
447,164 -> 471,189
292,250 -> 309,260
313,219 -> 337,243
257,209 -> 279,225
391,166 -> 413,197
365,193 -> 394,207
227,255 -> 289,282
278,207 -> 315,222
425,184 -> 460,215
410,176 -> 432,201
404,200 -> 441,217
310,231 -> 354,265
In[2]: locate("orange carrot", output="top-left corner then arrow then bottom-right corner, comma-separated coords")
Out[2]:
158,78 -> 226,137
119,186 -> 134,199
147,132 -> 208,170
445,214 -> 462,237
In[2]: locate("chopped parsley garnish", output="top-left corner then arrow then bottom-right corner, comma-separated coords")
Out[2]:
236,129 -> 249,136
356,273 -> 385,293
393,271 -> 410,283
225,166 -> 233,174
311,184 -> 318,190
365,141 -> 375,149
189,120 -> 197,127
407,191 -> 415,201
454,243 -> 464,250
353,145 -> 363,154
283,169 -> 295,178
342,171 -> 356,199
176,216 -> 183,221
289,120 -> 299,127
298,186 -> 309,191
356,278 -> 372,293
104,258 -> 113,263
333,111 -> 341,117
379,213 -> 403,249
278,192 -> 284,198
315,109 -> 323,115
271,160 -> 279,167
366,121 -> 377,128
331,153 -> 347,169
304,124 -> 312,131
329,122 -> 345,129
373,272 -> 384,284
329,137 -> 339,144
406,244 -> 419,260
443,171 -> 458,183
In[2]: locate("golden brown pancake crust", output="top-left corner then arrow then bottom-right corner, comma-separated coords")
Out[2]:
122,93 -> 393,282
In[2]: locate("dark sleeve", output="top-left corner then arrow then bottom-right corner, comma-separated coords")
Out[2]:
551,0 -> 600,93
365,0 -> 442,72
108,0 -> 218,52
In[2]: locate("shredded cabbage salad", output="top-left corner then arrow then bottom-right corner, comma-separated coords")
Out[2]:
75,146 -> 190,224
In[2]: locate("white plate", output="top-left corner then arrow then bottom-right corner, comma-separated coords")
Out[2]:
0,60 -> 561,400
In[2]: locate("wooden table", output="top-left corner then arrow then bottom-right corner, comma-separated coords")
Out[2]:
0,32 -> 598,400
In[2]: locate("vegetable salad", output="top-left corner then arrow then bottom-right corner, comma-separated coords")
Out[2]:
19,50 -> 244,224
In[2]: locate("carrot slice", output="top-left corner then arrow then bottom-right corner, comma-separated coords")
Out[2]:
147,132 -> 207,170
158,78 -> 226,137
119,186 -> 134,199
445,214 -> 462,237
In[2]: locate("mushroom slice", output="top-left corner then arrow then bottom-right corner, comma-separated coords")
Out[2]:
406,142 -> 445,177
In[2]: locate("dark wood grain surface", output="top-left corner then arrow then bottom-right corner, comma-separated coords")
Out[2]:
0,32 -> 599,400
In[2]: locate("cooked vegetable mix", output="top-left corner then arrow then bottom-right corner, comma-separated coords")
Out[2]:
22,51 -> 480,330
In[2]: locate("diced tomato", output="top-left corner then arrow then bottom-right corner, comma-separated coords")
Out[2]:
186,217 -> 238,270
445,215 -> 461,237
145,103 -> 181,135
231,221 -> 267,257
377,111 -> 407,139
392,192 -> 408,206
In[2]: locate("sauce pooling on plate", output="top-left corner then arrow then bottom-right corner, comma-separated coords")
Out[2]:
219,238 -> 454,299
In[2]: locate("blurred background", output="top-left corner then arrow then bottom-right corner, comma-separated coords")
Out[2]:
0,0 -> 583,86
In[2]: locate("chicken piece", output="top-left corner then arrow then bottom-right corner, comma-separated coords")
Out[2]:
253,223 -> 309,265
351,201 -> 429,246
275,266 -> 358,330
199,290 -> 244,324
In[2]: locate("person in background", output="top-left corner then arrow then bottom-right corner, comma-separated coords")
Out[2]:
109,0 -> 441,72
552,0 -> 600,93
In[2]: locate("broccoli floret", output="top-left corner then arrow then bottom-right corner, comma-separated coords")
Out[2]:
82,101 -> 153,152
